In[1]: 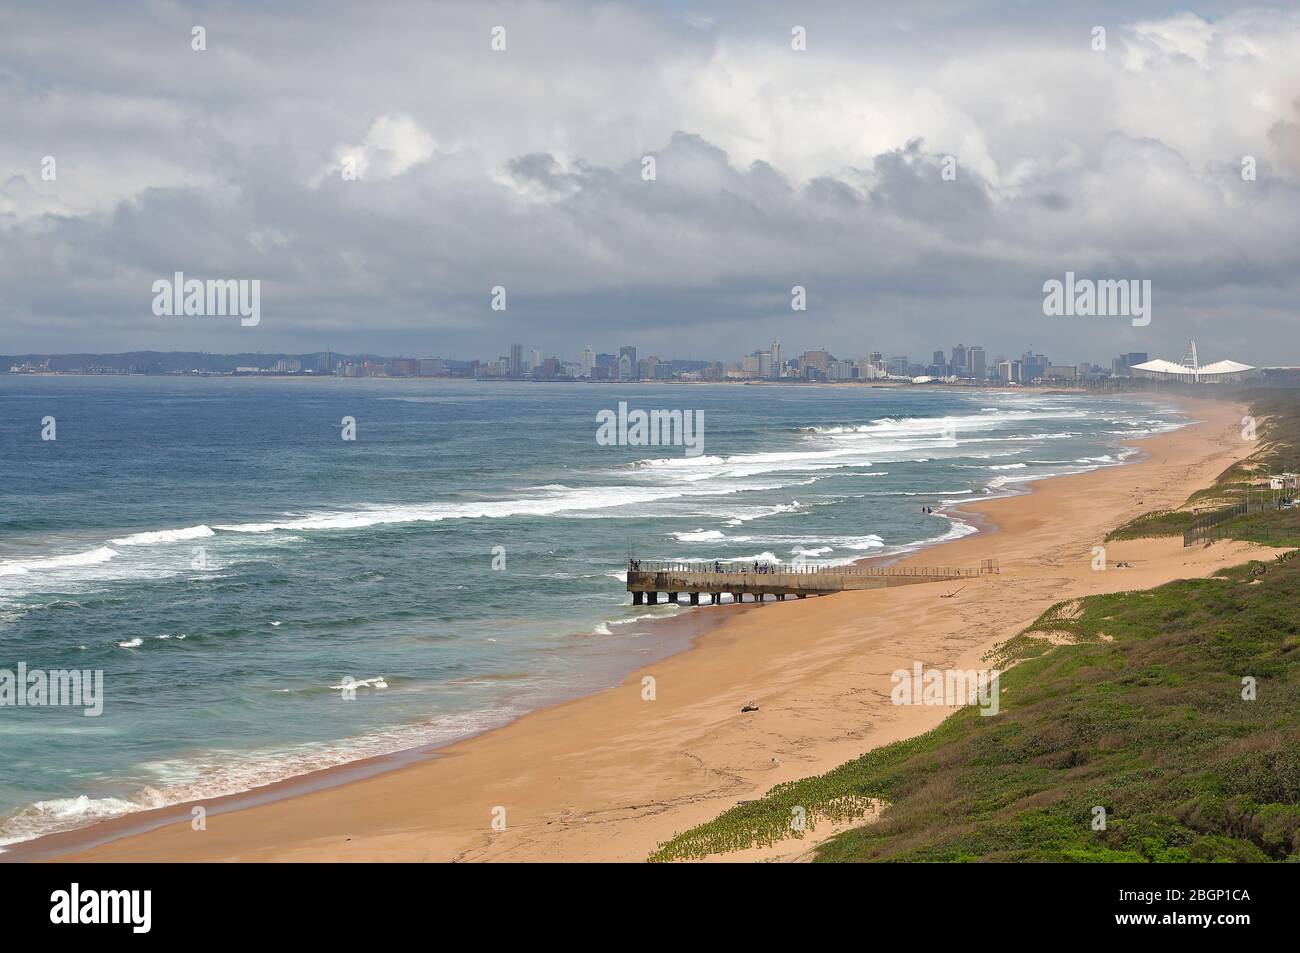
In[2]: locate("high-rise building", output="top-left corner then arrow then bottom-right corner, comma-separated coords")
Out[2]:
770,341 -> 782,378
528,349 -> 543,372
580,346 -> 594,378
802,350 -> 831,373
967,346 -> 986,380
951,344 -> 967,372
1111,352 -> 1149,377
1021,351 -> 1048,382
619,346 -> 637,380
509,343 -> 523,379
1044,364 -> 1077,381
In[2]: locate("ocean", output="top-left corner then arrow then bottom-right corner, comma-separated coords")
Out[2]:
0,376 -> 1187,846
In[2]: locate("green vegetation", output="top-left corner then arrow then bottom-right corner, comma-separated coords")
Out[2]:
1104,508 -> 1197,541
650,390 -> 1300,863
1108,389 -> 1300,542
652,554 -> 1300,862
1208,507 -> 1300,549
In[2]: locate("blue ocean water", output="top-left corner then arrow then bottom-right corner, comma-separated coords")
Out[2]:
0,377 -> 1186,845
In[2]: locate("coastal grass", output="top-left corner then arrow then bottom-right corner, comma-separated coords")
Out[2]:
1106,389 -> 1300,542
650,553 -> 1300,862
1104,508 -> 1196,540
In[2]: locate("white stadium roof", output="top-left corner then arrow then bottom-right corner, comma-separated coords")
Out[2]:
1131,358 -> 1255,376
1200,360 -> 1256,374
1130,358 -> 1188,374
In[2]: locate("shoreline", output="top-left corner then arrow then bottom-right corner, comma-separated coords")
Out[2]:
0,401 -> 1077,857
5,393 -> 1262,862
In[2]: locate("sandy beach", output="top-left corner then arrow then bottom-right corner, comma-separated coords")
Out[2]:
15,394 -> 1272,863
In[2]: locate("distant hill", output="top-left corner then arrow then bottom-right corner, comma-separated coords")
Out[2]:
2,351 -> 394,373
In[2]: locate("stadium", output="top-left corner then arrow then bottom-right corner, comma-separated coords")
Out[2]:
1129,341 -> 1260,384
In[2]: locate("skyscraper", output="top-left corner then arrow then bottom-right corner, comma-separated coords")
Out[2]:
509,343 -> 523,379
619,345 -> 637,380
1021,351 -> 1048,382
967,346 -> 986,380
802,350 -> 830,373
770,340 -> 782,378
580,346 -> 594,378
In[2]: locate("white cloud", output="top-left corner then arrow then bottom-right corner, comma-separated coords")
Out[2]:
325,114 -> 437,183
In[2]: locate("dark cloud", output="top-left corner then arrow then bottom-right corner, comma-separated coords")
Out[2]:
1,1 -> 1299,366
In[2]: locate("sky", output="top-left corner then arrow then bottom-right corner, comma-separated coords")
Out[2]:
2,0 -> 1299,366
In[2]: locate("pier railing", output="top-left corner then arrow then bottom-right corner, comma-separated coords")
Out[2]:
627,559 -> 997,578
624,557 -> 998,604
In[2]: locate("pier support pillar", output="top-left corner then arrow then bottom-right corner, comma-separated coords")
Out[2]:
668,592 -> 678,604
711,592 -> 720,605
797,593 -> 807,599
648,592 -> 659,605
689,592 -> 699,605
633,592 -> 643,606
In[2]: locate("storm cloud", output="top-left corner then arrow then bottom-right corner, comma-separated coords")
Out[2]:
2,1 -> 1299,365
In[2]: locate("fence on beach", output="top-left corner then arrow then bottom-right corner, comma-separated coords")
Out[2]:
1183,498 -> 1287,546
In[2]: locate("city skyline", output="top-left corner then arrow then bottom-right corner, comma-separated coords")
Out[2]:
6,336 -> 1261,386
